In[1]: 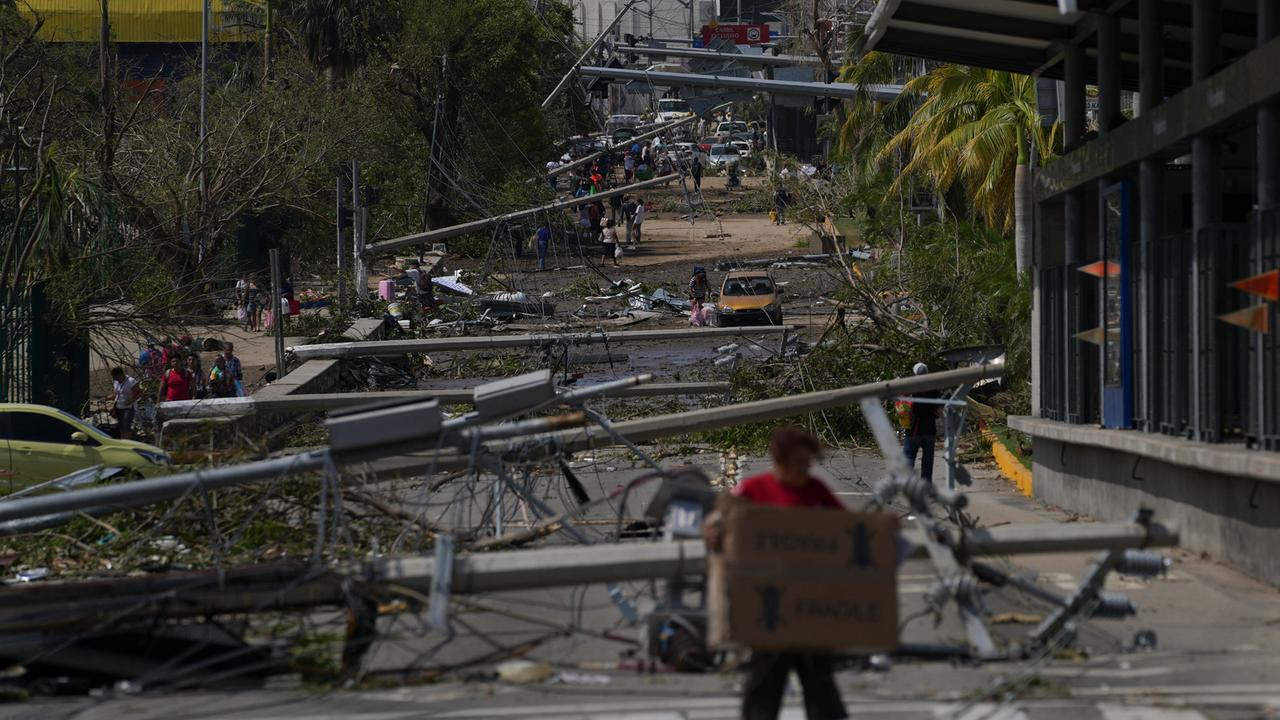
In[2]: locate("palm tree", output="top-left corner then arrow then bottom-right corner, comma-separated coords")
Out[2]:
880,65 -> 1058,275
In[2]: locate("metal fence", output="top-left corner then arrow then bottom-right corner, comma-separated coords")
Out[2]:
0,287 -> 34,404
1253,209 -> 1280,450
1044,221 -> 1265,449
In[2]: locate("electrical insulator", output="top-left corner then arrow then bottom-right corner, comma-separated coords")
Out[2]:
1093,592 -> 1137,619
1116,550 -> 1171,578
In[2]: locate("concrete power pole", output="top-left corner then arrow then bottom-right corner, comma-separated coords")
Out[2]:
352,160 -> 368,302
335,175 -> 347,310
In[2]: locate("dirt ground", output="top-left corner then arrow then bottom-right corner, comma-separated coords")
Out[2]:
87,174 -> 838,401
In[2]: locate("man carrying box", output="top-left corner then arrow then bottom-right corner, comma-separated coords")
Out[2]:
703,426 -> 850,720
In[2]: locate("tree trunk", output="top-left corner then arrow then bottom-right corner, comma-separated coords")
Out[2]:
1014,162 -> 1032,275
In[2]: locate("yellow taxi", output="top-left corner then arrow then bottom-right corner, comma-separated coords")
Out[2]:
715,270 -> 784,326
0,403 -> 170,486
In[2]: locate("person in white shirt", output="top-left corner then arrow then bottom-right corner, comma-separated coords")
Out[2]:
110,366 -> 141,439
631,200 -> 646,245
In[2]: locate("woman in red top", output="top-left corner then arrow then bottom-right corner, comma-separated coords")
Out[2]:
705,426 -> 848,720
157,355 -> 192,403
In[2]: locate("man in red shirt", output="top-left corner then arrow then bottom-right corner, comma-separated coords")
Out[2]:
704,426 -> 848,720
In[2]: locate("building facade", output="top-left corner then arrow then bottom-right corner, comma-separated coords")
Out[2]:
864,0 -> 1280,585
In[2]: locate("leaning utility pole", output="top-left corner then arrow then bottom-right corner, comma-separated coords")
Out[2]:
542,0 -> 639,110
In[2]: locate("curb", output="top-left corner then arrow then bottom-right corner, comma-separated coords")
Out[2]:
983,430 -> 1032,497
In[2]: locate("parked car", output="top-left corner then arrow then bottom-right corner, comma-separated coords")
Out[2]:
657,97 -> 694,123
715,120 -> 748,140
0,403 -> 171,485
669,142 -> 708,166
697,136 -> 720,153
707,144 -> 741,167
714,271 -> 783,326
729,140 -> 753,158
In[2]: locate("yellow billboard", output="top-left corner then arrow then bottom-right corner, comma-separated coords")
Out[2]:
17,0 -> 264,43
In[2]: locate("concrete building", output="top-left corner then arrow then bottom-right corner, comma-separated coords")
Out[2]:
863,0 -> 1280,585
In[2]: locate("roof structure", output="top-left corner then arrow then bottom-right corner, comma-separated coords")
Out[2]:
19,0 -> 261,44
860,0 -> 1259,94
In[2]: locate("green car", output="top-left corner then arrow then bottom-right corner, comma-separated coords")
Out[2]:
0,403 -> 170,487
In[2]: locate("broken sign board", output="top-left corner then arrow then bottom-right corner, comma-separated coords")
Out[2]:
708,501 -> 899,653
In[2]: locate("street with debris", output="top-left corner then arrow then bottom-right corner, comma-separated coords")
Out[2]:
4,1 -> 1280,719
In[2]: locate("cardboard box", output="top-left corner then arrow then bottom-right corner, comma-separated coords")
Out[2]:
708,501 -> 899,653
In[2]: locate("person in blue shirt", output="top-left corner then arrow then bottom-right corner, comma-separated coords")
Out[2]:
536,222 -> 552,271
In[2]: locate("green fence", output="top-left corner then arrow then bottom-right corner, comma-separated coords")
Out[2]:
0,282 -> 89,413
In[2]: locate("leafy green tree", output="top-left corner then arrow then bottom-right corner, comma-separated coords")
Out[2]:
880,65 -> 1058,274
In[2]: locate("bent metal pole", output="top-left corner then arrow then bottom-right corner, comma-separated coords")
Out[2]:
365,173 -> 679,257
288,325 -> 795,360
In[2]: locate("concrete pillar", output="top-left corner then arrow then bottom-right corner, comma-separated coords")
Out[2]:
1137,0 -> 1165,431
1138,0 -> 1163,114
1062,41 -> 1088,423
1190,0 -> 1221,440
1097,12 -> 1122,134
1255,0 -> 1279,444
1063,43 -> 1087,152
1260,1 -> 1280,211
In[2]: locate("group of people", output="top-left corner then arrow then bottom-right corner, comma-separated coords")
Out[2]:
155,343 -> 245,404
107,342 -> 246,439
234,274 -> 293,331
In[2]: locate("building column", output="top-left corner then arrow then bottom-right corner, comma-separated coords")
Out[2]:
1137,0 -> 1164,431
1255,0 -> 1280,445
1062,42 -> 1088,424
1190,0 -> 1222,440
1097,12 -> 1122,134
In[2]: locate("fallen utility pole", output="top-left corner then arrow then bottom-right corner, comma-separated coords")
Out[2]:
548,111 -> 713,179
633,45 -> 823,66
577,65 -> 904,102
365,174 -> 679,257
289,325 -> 794,360
542,0 -> 639,110
532,362 -> 1005,455
0,365 -> 984,530
158,382 -> 731,420
0,523 -> 1177,633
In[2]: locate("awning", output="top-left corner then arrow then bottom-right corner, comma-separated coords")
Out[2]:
860,0 -> 1258,95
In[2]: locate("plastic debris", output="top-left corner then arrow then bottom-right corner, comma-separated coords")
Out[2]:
495,659 -> 554,684
14,568 -> 49,583
552,671 -> 611,685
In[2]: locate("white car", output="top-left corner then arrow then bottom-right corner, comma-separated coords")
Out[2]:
729,140 -> 752,158
669,142 -> 708,166
715,120 -> 748,140
707,144 -> 741,167
657,97 -> 694,123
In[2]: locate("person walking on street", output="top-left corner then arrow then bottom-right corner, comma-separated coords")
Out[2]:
631,199 -> 646,246
601,219 -> 620,267
158,355 -> 193,403
587,200 -> 603,241
621,195 -> 636,245
702,426 -> 849,720
536,222 -> 552,271
609,192 -> 623,225
691,157 -> 703,191
688,266 -> 709,306
186,353 -> 207,399
209,355 -> 233,397
774,185 -> 789,225
222,343 -> 244,397
109,367 -> 141,440
623,152 -> 635,182
903,362 -> 940,482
